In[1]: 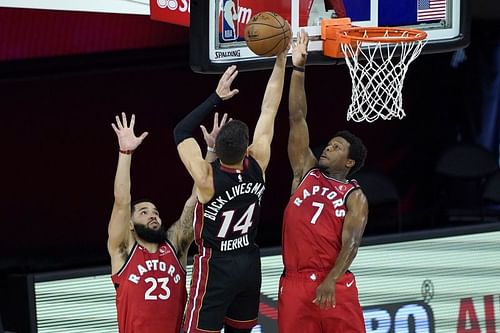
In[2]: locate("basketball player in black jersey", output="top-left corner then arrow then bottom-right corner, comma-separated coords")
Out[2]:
109,112 -> 226,333
174,48 -> 288,333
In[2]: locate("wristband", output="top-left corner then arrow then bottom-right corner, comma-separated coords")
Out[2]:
119,149 -> 134,155
293,65 -> 305,72
207,146 -> 216,153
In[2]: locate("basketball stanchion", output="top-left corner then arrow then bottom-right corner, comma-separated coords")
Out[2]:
321,18 -> 427,122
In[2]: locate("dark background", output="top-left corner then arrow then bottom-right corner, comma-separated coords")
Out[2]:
0,3 -> 498,320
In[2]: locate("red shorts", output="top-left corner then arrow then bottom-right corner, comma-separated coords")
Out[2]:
278,270 -> 365,333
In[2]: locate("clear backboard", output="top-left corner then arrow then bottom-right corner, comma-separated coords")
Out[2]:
190,0 -> 469,73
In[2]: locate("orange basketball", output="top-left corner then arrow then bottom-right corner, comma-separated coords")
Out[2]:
244,12 -> 291,57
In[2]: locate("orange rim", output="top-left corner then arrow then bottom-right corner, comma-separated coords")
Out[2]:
339,27 -> 427,43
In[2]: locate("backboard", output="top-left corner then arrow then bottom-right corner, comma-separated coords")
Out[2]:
190,0 -> 469,73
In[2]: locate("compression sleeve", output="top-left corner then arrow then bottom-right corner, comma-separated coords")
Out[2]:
173,92 -> 223,145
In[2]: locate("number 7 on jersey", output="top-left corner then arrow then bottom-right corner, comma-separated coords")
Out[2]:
310,201 -> 324,224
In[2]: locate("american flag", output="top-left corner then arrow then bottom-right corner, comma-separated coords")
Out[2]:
417,0 -> 447,22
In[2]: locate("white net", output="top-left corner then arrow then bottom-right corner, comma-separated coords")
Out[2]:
341,30 -> 426,122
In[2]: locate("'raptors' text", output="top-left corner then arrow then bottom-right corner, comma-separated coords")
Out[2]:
128,259 -> 182,285
293,185 -> 346,217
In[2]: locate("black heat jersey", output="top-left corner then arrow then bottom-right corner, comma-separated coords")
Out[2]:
194,156 -> 265,253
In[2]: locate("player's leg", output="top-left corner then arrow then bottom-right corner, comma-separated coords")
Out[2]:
320,272 -> 366,333
184,252 -> 231,333
278,275 -> 322,333
224,327 -> 251,333
224,291 -> 259,332
224,251 -> 261,332
306,0 -> 321,26
324,0 -> 346,17
320,303 -> 365,333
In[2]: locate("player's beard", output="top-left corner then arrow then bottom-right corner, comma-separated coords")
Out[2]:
133,223 -> 166,244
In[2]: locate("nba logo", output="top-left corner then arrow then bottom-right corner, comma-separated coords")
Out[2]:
221,0 -> 239,41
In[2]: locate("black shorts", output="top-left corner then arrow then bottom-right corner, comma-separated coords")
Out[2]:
184,246 -> 261,333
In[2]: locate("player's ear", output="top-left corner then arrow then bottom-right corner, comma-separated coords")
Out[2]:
129,219 -> 134,231
346,159 -> 355,169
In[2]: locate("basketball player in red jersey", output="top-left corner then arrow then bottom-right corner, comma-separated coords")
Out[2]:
278,30 -> 368,333
174,50 -> 288,333
301,0 -> 346,26
109,112 -> 226,333
324,0 -> 346,17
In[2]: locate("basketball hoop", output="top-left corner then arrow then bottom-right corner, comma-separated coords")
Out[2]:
321,18 -> 427,122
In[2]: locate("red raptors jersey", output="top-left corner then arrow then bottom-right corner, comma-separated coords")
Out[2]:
282,168 -> 360,272
111,241 -> 187,333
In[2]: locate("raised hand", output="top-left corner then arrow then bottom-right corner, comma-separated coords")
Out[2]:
292,29 -> 309,67
200,112 -> 230,149
111,113 -> 148,152
215,65 -> 240,100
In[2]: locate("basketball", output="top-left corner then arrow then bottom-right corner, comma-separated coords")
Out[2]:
244,12 -> 291,57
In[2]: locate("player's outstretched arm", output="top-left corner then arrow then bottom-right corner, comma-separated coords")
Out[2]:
249,41 -> 289,174
168,113 -> 229,268
108,113 -> 148,274
313,190 -> 368,309
174,66 -> 238,150
174,66 -> 238,202
288,30 -> 316,193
